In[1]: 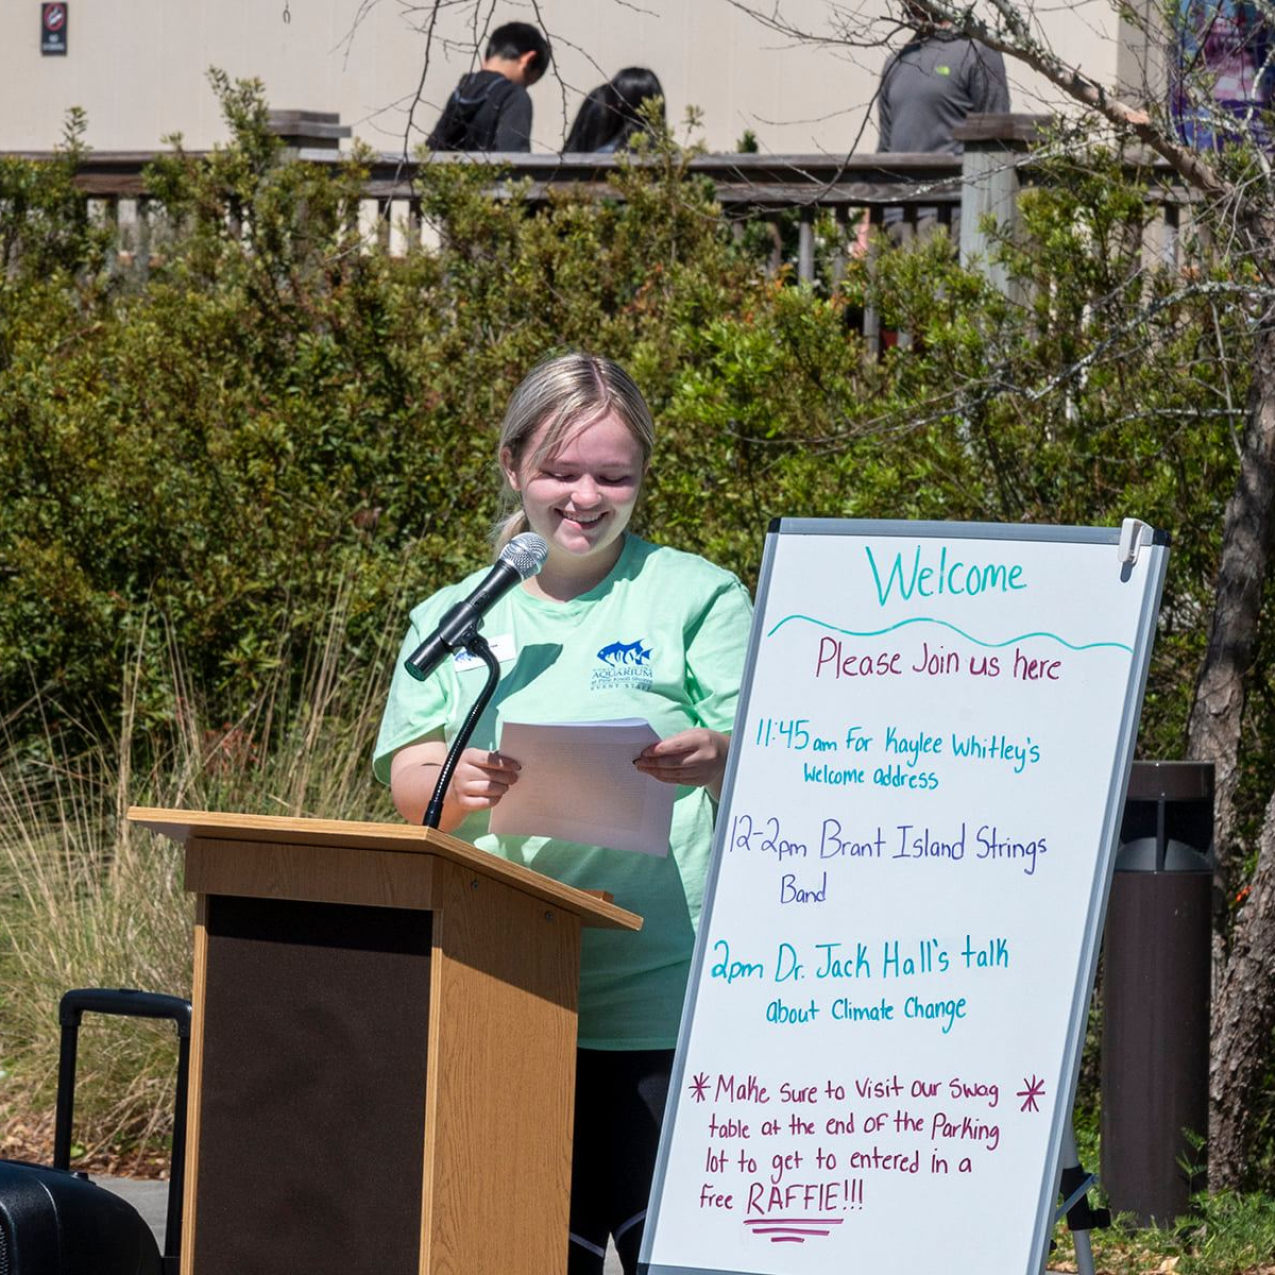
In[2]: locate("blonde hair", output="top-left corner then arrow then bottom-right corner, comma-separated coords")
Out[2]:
493,352 -> 656,552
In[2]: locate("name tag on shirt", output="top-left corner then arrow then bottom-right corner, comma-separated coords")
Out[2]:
453,632 -> 517,671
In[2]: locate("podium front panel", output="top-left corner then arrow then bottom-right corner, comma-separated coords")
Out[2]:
192,894 -> 432,1275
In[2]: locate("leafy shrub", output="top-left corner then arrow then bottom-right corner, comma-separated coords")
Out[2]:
0,78 -> 1246,775
2,72 -> 1272,1184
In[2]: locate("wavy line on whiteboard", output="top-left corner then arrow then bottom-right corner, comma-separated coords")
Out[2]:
764,613 -> 1134,654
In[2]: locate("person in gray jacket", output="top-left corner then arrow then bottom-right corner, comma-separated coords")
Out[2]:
877,11 -> 1010,153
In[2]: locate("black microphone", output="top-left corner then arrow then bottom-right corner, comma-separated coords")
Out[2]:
404,533 -> 548,682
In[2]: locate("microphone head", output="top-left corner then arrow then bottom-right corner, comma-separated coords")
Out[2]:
500,532 -> 549,580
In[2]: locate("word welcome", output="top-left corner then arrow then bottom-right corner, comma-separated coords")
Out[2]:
864,544 -> 1026,605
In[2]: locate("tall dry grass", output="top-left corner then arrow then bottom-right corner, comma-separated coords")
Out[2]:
0,584 -> 400,1166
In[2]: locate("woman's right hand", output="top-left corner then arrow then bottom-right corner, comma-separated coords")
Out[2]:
390,740 -> 521,830
449,748 -> 522,815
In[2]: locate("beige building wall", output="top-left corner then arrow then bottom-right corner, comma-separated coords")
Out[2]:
3,0 -> 1137,156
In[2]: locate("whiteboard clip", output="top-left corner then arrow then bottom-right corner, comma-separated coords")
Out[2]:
1118,518 -> 1149,567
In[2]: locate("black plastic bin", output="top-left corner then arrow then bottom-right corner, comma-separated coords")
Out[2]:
1100,760 -> 1213,1227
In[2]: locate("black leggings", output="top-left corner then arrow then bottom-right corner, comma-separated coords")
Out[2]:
567,1047 -> 674,1275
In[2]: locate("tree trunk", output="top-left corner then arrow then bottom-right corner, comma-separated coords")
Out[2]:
1185,318 -> 1275,880
1208,790 -> 1275,1186
1187,309 -> 1275,1186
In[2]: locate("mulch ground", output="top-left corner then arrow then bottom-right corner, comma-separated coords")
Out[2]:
1051,1263 -> 1273,1275
1,1112 -> 171,1179
3,1113 -> 1272,1272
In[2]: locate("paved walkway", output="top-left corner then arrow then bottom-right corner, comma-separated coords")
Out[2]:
97,1177 -> 624,1271
96,1178 -> 168,1248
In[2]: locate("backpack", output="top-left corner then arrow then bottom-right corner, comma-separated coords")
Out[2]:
429,75 -> 519,151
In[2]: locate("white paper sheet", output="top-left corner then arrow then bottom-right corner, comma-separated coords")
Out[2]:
489,718 -> 676,856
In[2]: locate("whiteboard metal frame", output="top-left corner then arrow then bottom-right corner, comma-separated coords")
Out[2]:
639,518 -> 1170,1275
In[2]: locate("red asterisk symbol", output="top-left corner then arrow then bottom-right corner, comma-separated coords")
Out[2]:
690,1071 -> 711,1102
1018,1075 -> 1046,1112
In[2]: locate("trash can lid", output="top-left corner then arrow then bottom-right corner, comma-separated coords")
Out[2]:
1127,760 -> 1214,802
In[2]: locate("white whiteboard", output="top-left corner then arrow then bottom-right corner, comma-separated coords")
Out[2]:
640,520 -> 1168,1275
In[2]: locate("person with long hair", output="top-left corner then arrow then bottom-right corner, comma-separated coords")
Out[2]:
374,352 -> 751,1273
565,67 -> 666,152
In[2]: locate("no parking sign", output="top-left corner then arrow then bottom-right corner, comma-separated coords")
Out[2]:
41,2 -> 68,55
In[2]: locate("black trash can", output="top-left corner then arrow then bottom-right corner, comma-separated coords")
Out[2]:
1100,760 -> 1213,1227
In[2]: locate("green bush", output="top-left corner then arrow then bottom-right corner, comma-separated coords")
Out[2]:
0,73 -> 1270,1189
0,79 -> 1244,774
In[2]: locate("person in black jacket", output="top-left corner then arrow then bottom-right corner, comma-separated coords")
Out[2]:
427,21 -> 552,152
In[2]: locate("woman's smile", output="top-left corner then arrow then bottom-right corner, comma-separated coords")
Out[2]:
503,407 -> 646,592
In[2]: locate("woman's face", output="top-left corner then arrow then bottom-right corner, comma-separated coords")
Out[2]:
503,409 -> 646,572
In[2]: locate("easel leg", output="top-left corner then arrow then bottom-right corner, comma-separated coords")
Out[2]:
1046,1121 -> 1109,1275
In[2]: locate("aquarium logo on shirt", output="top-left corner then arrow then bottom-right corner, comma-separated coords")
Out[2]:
591,638 -> 654,691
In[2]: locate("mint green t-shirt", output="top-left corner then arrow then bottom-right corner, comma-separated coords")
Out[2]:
373,535 -> 753,1049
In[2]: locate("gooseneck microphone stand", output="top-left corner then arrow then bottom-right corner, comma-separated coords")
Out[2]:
423,632 -> 501,830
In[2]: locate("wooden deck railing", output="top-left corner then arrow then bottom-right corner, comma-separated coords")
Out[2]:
5,111 -> 1196,347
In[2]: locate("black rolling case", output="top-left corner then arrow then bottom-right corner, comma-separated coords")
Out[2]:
0,988 -> 191,1275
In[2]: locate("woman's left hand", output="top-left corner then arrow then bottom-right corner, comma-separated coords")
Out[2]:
634,728 -> 731,799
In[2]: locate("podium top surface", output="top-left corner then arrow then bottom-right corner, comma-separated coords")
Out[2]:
129,806 -> 642,931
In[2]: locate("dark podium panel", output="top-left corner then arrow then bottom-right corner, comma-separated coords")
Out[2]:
196,896 -> 432,1274
129,808 -> 641,1275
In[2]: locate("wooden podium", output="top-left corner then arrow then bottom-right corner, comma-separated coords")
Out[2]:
128,808 -> 642,1275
